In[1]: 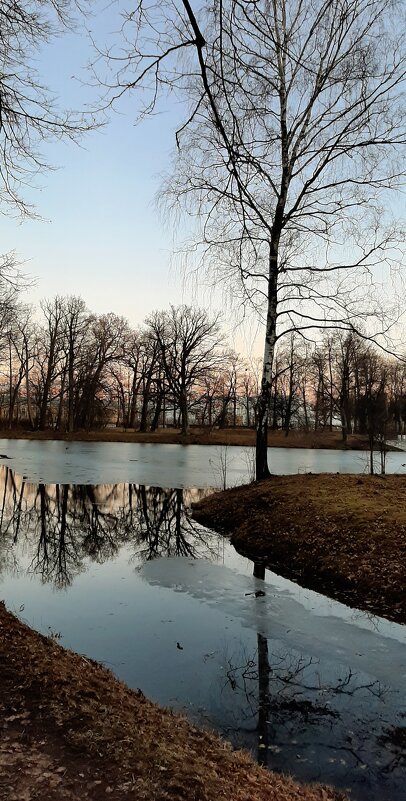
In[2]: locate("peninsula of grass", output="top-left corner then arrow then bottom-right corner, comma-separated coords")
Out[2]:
0,425 -> 397,450
192,474 -> 406,625
0,602 -> 345,801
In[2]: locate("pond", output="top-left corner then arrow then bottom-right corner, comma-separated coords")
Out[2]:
0,442 -> 405,800
0,439 -> 406,486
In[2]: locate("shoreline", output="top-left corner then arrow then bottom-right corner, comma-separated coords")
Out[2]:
192,474 -> 406,625
0,601 -> 345,801
0,426 -> 399,451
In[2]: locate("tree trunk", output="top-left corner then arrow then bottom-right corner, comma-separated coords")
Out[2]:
179,392 -> 189,436
55,367 -> 66,431
150,386 -> 163,431
8,341 -> 13,429
24,342 -> 35,430
39,344 -> 56,431
140,374 -> 153,431
67,347 -> 75,433
340,407 -> 348,442
256,256 -> 278,480
128,373 -> 139,428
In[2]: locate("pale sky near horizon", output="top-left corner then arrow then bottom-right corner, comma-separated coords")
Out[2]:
1,2 -> 256,350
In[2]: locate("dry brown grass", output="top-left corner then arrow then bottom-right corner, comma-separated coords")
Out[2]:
0,603 -> 345,801
192,474 -> 406,624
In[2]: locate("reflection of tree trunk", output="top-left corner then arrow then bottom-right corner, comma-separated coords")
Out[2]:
0,466 -> 9,530
57,485 -> 69,581
39,484 -> 48,558
175,488 -> 183,549
257,633 -> 271,766
13,480 -> 25,541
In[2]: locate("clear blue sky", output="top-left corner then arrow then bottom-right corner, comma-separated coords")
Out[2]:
0,2 -> 231,335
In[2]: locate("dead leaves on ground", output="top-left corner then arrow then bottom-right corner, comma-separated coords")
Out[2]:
0,602 -> 345,801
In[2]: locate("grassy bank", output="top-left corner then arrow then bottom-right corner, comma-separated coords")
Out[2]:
192,474 -> 406,625
0,602 -> 345,801
0,426 -> 394,450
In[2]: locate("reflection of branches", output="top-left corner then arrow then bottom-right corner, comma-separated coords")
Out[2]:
0,467 -> 220,588
213,636 -> 401,791
223,645 -> 389,711
132,485 -> 219,562
31,484 -> 84,588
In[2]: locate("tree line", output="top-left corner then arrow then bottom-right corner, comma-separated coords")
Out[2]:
1,0 -> 406,478
1,292 -> 405,442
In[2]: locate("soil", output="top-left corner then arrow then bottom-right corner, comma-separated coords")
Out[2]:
0,602 -> 346,801
0,426 -> 397,450
192,474 -> 406,625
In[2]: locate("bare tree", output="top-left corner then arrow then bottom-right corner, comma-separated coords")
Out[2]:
2,304 -> 36,427
61,296 -> 89,432
36,297 -> 66,429
146,305 -> 222,436
97,0 -> 406,478
74,313 -> 129,430
0,0 -> 94,215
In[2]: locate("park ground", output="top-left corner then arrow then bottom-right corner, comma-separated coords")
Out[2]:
0,602 -> 345,801
0,426 -> 397,450
193,473 -> 406,625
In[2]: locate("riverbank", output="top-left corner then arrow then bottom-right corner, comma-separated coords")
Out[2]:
0,602 -> 344,801
192,474 -> 406,625
0,426 -> 396,450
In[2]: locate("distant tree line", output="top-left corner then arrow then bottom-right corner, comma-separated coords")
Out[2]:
0,292 -> 405,441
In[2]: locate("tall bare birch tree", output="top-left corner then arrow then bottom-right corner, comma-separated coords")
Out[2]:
98,0 -> 406,478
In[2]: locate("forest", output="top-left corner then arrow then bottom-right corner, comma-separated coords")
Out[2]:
1,288 -> 405,442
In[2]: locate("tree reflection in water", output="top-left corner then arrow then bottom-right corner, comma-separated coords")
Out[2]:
0,466 -> 219,587
215,634 -> 402,793
0,468 -> 404,798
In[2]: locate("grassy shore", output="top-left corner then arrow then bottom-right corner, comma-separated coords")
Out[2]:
0,602 -> 345,801
192,474 -> 406,625
0,425 -> 394,450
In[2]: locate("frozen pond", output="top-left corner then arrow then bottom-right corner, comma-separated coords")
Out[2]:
0,444 -> 405,800
0,438 -> 405,486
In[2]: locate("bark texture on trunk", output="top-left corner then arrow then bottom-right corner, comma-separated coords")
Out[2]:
255,253 -> 278,480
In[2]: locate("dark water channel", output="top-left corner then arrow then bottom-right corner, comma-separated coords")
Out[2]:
0,457 -> 405,800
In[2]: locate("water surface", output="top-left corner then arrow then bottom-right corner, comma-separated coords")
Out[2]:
0,447 -> 405,800
0,439 -> 405,486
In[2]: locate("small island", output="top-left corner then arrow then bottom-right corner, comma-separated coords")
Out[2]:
193,473 -> 406,624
